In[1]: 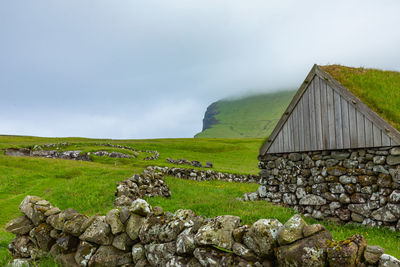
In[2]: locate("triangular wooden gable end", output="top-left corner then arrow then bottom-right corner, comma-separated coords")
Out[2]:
260,64 -> 400,155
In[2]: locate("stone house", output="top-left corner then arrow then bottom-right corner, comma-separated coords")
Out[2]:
255,64 -> 400,229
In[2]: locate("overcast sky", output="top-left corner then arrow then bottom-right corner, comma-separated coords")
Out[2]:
1,1 -> 400,139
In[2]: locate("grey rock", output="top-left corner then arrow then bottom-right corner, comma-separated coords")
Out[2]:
364,245 -> 385,264
257,185 -> 268,198
389,190 -> 400,203
19,196 -> 49,225
132,243 -> 145,263
289,153 -> 302,162
302,224 -> 325,237
232,242 -> 258,262
275,230 -> 333,267
176,229 -> 195,255
390,147 -> 400,156
243,218 -> 282,258
374,156 -> 386,165
387,155 -> 400,166
194,215 -> 241,250
5,216 -> 34,235
74,241 -> 97,266
130,199 -> 152,217
145,241 -> 176,267
126,214 -> 145,241
379,254 -> 400,267
331,151 -> 350,159
105,209 -> 124,235
299,194 -> 327,205
193,247 -> 234,267
88,245 -> 132,266
63,214 -> 88,237
371,206 -> 398,222
79,216 -> 113,245
112,232 -> 134,251
7,259 -> 31,267
276,214 -> 306,245
29,223 -> 54,251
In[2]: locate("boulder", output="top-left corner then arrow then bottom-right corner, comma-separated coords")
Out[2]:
194,215 -> 241,250
277,214 -> 306,245
5,216 -> 34,235
159,209 -> 199,243
79,216 -> 113,245
88,245 -> 132,266
243,218 -> 282,258
176,229 -> 196,255
327,234 -> 367,267
47,208 -> 80,231
275,230 -> 333,267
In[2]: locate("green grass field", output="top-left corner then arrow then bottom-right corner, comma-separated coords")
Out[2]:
195,90 -> 295,138
0,135 -> 399,265
322,65 -> 400,131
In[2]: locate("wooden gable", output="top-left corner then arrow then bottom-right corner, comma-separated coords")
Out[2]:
260,65 -> 400,155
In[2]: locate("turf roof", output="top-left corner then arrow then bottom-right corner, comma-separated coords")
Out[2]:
321,65 -> 400,132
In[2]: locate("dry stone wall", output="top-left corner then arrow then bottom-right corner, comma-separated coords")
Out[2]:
253,147 -> 400,230
6,196 -> 400,267
146,166 -> 260,183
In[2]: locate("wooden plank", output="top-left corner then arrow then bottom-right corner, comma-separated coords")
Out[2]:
356,110 -> 366,148
365,118 -> 373,148
309,81 -> 316,150
372,123 -> 382,147
320,77 -> 329,149
303,90 -> 311,150
313,78 -> 323,150
334,91 -> 343,149
348,101 -> 358,147
382,132 -> 391,146
341,97 -> 350,148
298,96 -> 305,151
326,84 -> 336,149
293,105 -> 299,152
289,111 -> 295,152
283,121 -> 289,152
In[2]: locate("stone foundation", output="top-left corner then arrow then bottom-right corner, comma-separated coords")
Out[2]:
6,196 -> 400,266
252,147 -> 400,230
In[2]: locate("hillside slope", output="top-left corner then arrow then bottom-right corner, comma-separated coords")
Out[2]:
195,90 -> 296,138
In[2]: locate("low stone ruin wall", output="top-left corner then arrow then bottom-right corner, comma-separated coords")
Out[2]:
6,196 -> 400,266
4,148 -> 133,161
252,147 -> 400,230
166,158 -> 213,168
147,166 -> 260,183
114,169 -> 171,207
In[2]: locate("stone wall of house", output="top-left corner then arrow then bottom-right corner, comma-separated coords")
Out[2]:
6,196 -> 400,267
251,147 -> 400,230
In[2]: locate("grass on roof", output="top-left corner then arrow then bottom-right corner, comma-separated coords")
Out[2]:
321,65 -> 400,131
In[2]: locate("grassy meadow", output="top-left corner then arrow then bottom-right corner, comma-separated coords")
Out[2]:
322,65 -> 400,131
0,135 -> 399,265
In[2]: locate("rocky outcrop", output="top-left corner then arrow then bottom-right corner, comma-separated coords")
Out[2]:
6,196 -> 399,266
253,147 -> 400,230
